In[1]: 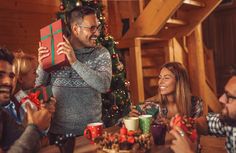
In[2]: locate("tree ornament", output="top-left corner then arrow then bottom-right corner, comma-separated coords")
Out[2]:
112,94 -> 119,111
112,54 -> 117,59
59,2 -> 65,11
107,88 -> 112,93
112,104 -> 119,110
76,0 -> 82,6
125,80 -> 131,89
117,62 -> 124,71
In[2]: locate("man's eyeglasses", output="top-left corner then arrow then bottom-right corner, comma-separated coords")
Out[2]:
78,24 -> 102,33
224,92 -> 236,102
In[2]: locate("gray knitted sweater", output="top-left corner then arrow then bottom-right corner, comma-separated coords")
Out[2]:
36,46 -> 112,135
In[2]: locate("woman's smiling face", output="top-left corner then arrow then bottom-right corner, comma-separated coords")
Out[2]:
158,67 -> 176,96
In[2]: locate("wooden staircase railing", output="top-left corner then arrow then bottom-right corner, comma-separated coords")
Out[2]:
157,0 -> 221,39
121,0 -> 183,39
114,0 -> 222,112
204,46 -> 217,94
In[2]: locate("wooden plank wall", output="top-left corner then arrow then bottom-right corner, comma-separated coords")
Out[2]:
106,0 -> 140,40
202,3 -> 236,95
0,0 -> 60,54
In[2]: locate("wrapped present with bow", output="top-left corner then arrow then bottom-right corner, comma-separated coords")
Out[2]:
27,85 -> 53,103
172,115 -> 198,142
40,19 -> 68,72
14,90 -> 41,112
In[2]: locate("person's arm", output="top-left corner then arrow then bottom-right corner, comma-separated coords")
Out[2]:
205,113 -> 226,136
71,48 -> 112,93
56,36 -> 112,93
195,116 -> 209,135
191,96 -> 203,118
7,101 -> 55,153
170,126 -> 195,153
128,107 -> 140,117
35,45 -> 50,86
195,113 -> 226,136
7,125 -> 41,153
1,109 -> 24,151
35,66 -> 50,86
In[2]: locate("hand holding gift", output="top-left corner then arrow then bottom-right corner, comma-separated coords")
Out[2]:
15,90 -> 40,112
39,19 -> 68,71
27,85 -> 53,103
129,101 -> 160,118
15,85 -> 53,112
26,98 -> 56,131
170,114 -> 198,142
57,35 -> 77,65
170,126 -> 195,153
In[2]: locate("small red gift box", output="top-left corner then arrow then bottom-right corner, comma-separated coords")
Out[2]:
27,85 -> 53,103
40,19 -> 68,72
14,90 -> 40,112
172,115 -> 198,142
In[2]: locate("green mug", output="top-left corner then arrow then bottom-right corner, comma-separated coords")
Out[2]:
139,115 -> 152,133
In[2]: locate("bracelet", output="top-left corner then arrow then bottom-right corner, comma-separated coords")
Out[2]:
27,123 -> 45,138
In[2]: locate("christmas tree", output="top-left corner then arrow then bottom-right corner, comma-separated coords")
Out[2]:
58,0 -> 131,127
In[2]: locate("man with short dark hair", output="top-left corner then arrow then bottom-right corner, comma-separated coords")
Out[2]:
170,67 -> 236,153
37,6 -> 112,153
0,47 -> 54,153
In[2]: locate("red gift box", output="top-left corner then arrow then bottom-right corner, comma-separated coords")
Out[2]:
27,85 -> 53,103
14,90 -> 40,111
40,19 -> 68,72
172,115 -> 198,142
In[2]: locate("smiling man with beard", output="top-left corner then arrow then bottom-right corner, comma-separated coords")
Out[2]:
170,67 -> 236,153
0,57 -> 14,106
37,6 -> 112,153
0,47 -> 55,152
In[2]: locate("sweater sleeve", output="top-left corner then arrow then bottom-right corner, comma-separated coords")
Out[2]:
71,48 -> 112,93
7,125 -> 41,153
191,96 -> 203,118
35,66 -> 50,86
206,113 -> 226,136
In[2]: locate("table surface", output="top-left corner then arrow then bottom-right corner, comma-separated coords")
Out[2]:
39,126 -> 174,153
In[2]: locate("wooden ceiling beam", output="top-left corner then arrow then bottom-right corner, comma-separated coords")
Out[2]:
121,0 -> 183,39
158,0 -> 222,38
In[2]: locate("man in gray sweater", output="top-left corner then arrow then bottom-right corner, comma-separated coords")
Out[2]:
37,6 -> 112,153
0,47 -> 55,153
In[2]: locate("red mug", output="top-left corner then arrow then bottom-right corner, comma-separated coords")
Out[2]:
84,122 -> 103,142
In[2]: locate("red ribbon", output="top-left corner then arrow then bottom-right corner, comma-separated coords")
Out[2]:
20,91 -> 41,110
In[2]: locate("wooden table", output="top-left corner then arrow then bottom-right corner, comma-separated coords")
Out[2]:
39,126 -> 174,153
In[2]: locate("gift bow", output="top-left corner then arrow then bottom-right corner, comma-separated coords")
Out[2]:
20,91 -> 41,110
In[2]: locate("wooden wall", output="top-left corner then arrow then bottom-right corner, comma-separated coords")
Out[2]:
202,3 -> 236,95
105,0 -> 140,40
0,0 -> 60,54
